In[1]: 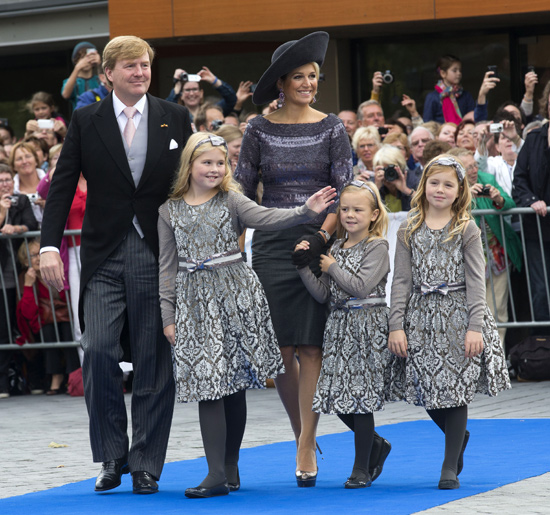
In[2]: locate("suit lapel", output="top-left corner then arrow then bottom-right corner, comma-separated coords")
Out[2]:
138,94 -> 171,190
91,94 -> 135,188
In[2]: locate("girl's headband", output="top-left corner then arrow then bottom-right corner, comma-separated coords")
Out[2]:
348,180 -> 379,209
424,156 -> 466,182
192,135 -> 228,156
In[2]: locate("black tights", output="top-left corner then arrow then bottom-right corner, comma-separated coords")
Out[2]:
197,390 -> 247,488
426,405 -> 468,480
338,413 -> 375,478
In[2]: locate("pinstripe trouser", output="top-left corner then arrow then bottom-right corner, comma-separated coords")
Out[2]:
81,228 -> 175,480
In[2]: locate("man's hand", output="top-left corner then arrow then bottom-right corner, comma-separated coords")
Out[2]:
372,71 -> 384,94
40,251 -> 65,292
531,200 -> 547,217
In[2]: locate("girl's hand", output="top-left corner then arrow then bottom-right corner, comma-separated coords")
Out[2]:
401,94 -> 420,117
388,330 -> 408,357
294,240 -> 310,253
53,119 -> 67,136
305,186 -> 337,213
24,267 -> 37,287
319,252 -> 336,273
465,330 -> 483,358
164,324 -> 176,346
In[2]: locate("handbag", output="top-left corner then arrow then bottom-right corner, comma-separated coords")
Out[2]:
38,296 -> 71,325
508,336 -> 550,381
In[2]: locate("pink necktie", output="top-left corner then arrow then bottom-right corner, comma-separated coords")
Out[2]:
123,106 -> 138,147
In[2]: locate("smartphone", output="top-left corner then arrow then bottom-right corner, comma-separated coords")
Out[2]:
250,83 -> 257,93
37,119 -> 54,130
86,48 -> 98,55
487,65 -> 499,79
527,65 -> 535,74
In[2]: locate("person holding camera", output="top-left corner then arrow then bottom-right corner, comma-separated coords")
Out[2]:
194,103 -> 225,133
167,66 -> 237,123
423,55 -> 492,125
24,92 -> 67,140
372,144 -> 415,212
8,142 -> 46,224
0,163 -> 39,398
61,42 -> 101,111
449,147 -> 520,348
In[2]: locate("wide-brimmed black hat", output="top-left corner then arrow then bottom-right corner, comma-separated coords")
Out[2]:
252,31 -> 329,106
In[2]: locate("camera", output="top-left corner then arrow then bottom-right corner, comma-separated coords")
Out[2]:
382,70 -> 394,85
27,193 -> 39,203
249,83 -> 257,93
527,65 -> 535,73
384,164 -> 399,182
489,123 -> 503,134
377,127 -> 389,137
479,186 -> 491,197
9,196 -> 19,207
174,72 -> 201,84
210,119 -> 224,131
37,119 -> 54,130
487,65 -> 499,79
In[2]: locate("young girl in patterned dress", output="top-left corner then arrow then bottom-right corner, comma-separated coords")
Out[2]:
388,155 -> 511,490
157,132 -> 336,498
295,180 -> 392,489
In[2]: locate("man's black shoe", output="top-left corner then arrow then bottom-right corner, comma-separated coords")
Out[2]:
132,471 -> 159,494
94,457 -> 129,492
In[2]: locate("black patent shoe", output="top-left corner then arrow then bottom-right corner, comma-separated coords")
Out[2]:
228,471 -> 240,492
94,457 -> 129,492
344,472 -> 372,489
185,482 -> 230,498
132,471 -> 158,494
370,438 -> 391,481
457,430 -> 470,476
296,470 -> 317,487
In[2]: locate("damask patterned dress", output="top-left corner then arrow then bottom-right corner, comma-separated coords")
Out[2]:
158,191 -> 317,403
298,238 -> 392,414
389,221 -> 511,409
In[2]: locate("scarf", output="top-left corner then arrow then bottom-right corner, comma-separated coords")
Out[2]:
435,80 -> 463,124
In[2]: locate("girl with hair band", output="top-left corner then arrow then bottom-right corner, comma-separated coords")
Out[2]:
235,31 -> 390,487
295,180 -> 392,489
158,132 -> 336,498
388,155 -> 511,490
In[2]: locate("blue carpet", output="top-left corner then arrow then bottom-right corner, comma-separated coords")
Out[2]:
2,419 -> 549,514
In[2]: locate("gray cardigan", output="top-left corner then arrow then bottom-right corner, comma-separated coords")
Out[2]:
389,220 -> 486,333
158,190 -> 317,327
297,238 -> 390,303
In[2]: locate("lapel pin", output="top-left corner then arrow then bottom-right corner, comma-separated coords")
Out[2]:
161,124 -> 168,128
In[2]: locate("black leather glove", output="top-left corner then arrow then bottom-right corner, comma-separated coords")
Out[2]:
291,232 -> 326,269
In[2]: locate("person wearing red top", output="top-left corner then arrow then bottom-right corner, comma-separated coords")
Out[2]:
16,239 -> 80,394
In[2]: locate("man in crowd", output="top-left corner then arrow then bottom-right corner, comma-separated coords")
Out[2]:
40,35 -> 193,495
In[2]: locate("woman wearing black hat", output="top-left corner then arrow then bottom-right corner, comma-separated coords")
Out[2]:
235,32 -> 363,487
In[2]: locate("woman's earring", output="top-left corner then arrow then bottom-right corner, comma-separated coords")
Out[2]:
279,89 -> 285,106
312,95 -> 317,104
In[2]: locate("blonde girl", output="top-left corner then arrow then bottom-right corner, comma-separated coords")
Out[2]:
388,155 -> 510,490
295,180 -> 392,489
158,132 -> 335,498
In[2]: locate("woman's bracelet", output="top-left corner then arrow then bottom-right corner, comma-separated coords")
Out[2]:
318,229 -> 331,242
213,77 -> 220,87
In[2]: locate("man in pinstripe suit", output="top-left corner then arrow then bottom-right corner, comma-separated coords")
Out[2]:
40,36 -> 193,494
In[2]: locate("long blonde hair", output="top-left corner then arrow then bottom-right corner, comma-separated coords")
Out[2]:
405,154 -> 472,244
170,132 -> 242,200
336,181 -> 388,241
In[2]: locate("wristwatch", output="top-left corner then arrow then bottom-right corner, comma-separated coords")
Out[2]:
318,229 -> 331,242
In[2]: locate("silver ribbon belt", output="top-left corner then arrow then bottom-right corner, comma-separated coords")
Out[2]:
330,296 -> 387,312
178,249 -> 243,272
414,281 -> 466,296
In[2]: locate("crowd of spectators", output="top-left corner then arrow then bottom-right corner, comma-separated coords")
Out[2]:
1,43 -> 550,399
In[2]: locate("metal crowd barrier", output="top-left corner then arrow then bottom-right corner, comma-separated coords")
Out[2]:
0,230 -> 81,350
1,208 -> 550,351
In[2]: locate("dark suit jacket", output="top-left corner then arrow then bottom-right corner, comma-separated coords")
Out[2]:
40,92 -> 193,324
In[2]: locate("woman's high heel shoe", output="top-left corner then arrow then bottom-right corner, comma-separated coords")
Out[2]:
296,470 -> 317,487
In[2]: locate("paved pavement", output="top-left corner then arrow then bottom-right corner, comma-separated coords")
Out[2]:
0,379 -> 549,513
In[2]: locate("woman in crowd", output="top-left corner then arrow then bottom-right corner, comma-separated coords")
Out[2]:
8,142 -> 46,224
234,32 -> 354,486
352,126 -> 381,181
372,144 -> 414,212
455,120 -> 476,152
215,124 -> 243,172
437,122 -> 457,147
